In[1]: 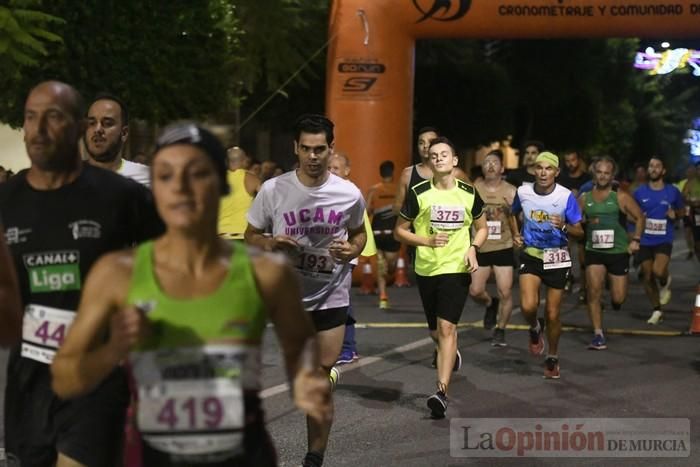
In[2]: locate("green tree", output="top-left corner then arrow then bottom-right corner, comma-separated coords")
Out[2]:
412,37 -> 697,173
0,0 -> 63,115
0,0 -> 329,128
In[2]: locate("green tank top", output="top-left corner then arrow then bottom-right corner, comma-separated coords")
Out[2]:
583,191 -> 628,254
126,241 -> 266,457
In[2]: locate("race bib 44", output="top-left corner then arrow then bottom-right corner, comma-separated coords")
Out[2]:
21,304 -> 75,364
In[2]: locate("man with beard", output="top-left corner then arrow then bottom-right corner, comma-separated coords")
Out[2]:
558,150 -> 591,196
84,93 -> 150,187
506,140 -> 543,188
0,81 -> 162,466
470,150 -> 517,346
634,157 -> 684,324
579,156 -> 644,349
245,114 -> 366,467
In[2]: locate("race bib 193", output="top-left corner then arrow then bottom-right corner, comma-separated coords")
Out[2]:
542,248 -> 572,270
291,246 -> 335,281
487,221 -> 502,240
644,218 -> 667,235
591,229 -> 614,249
21,304 -> 75,364
430,205 -> 465,230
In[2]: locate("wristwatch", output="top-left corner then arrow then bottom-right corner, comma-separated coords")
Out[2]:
471,244 -> 481,252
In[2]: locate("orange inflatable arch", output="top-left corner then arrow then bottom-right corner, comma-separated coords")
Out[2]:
326,0 -> 700,195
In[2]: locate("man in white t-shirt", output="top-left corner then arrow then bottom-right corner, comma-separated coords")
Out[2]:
245,114 -> 366,467
84,93 -> 150,187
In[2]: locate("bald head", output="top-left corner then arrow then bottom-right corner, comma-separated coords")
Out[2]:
23,81 -> 85,171
28,81 -> 84,123
329,151 -> 351,179
226,146 -> 247,170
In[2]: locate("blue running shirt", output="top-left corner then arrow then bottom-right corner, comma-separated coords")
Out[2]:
512,183 -> 582,251
633,184 -> 683,246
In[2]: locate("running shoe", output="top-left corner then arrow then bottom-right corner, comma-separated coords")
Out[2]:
302,451 -> 324,467
659,275 -> 672,305
329,367 -> 339,391
427,391 -> 448,419
483,297 -> 499,330
491,327 -> 507,347
647,310 -> 664,325
352,351 -> 360,361
588,334 -> 607,350
335,350 -> 354,365
379,298 -> 390,309
528,318 -> 545,356
543,357 -> 560,379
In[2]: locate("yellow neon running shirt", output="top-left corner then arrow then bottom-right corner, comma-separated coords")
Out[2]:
400,179 -> 484,276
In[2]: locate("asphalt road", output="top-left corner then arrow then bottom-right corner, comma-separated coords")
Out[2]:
264,236 -> 700,466
1,235 -> 699,466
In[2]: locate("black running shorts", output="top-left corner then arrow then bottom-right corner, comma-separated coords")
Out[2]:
584,251 -> 630,276
634,243 -> 672,266
476,248 -> 515,267
374,234 -> 401,252
416,273 -> 470,330
518,251 -> 570,290
4,365 -> 129,467
310,306 -> 348,331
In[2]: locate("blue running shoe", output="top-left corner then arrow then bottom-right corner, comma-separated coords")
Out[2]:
588,334 -> 607,350
335,350 -> 354,365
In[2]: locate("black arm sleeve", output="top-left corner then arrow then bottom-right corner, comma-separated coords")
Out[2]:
471,190 -> 485,219
400,188 -> 419,220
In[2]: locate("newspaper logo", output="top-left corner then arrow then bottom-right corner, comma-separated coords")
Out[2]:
451,418 -> 690,458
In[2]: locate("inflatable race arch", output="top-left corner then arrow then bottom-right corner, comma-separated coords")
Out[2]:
326,0 -> 700,194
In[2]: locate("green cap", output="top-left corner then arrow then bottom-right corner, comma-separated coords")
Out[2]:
535,151 -> 559,168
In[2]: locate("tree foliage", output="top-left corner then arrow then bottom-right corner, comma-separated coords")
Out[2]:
0,0 -> 329,127
414,38 -> 698,172
0,0 -> 63,104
